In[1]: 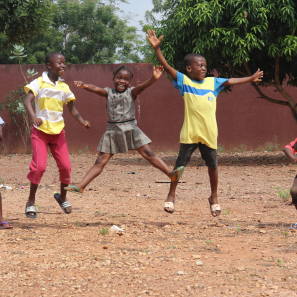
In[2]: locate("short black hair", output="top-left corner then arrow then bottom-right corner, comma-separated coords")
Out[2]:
45,52 -> 63,65
113,65 -> 133,79
183,53 -> 205,68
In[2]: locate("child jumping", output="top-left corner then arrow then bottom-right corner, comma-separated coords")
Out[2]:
147,29 -> 263,216
0,117 -> 13,229
24,52 -> 90,218
283,139 -> 297,211
65,65 -> 184,195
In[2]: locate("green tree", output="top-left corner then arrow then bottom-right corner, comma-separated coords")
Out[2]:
0,0 -> 144,64
0,0 -> 51,44
147,0 -> 297,123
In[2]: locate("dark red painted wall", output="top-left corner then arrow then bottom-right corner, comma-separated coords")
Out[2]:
0,63 -> 295,153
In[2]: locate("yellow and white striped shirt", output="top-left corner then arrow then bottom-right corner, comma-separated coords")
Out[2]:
25,72 -> 75,135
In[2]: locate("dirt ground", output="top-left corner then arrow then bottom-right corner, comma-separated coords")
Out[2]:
1,150 -> 297,297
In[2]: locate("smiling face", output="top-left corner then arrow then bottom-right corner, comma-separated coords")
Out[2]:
113,69 -> 132,92
47,54 -> 66,79
186,56 -> 207,81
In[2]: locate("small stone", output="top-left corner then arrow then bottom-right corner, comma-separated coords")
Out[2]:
196,261 -> 203,266
177,271 -> 185,275
192,255 -> 201,259
272,286 -> 278,290
259,229 -> 267,234
236,266 -> 245,271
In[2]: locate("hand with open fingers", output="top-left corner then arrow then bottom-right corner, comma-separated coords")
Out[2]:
33,117 -> 43,127
251,68 -> 263,82
74,81 -> 88,88
146,29 -> 164,48
152,66 -> 164,80
83,120 -> 90,129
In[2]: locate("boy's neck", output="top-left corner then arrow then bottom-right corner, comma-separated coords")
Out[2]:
188,73 -> 203,82
47,72 -> 60,84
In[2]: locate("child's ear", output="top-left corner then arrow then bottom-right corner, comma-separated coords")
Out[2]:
46,63 -> 52,69
186,65 -> 192,73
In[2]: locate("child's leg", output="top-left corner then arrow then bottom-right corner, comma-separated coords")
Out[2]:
48,130 -> 72,213
199,143 -> 220,217
27,128 -> 48,215
66,152 -> 113,193
165,144 -> 198,212
136,144 -> 181,181
0,191 -> 13,228
290,175 -> 297,210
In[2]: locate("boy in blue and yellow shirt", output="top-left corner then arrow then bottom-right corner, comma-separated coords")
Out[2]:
147,30 -> 263,217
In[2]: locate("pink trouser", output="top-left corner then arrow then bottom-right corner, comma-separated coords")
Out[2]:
27,127 -> 71,185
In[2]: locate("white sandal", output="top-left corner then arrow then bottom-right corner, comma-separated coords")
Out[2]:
164,202 -> 175,214
208,198 -> 221,217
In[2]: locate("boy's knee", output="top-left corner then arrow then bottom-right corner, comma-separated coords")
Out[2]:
176,155 -> 190,168
291,186 -> 297,204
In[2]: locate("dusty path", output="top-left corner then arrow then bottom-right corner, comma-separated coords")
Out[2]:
1,151 -> 297,296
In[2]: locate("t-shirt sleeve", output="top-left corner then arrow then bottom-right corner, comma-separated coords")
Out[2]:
0,116 -> 4,127
65,89 -> 76,104
173,71 -> 185,96
214,78 -> 229,97
24,79 -> 40,97
285,138 -> 297,155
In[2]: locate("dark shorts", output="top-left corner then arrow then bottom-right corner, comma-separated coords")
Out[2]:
176,143 -> 218,169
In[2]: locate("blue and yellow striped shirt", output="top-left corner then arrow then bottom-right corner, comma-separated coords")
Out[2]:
173,71 -> 228,149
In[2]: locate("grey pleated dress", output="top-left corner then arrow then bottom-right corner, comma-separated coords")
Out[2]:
97,87 -> 151,154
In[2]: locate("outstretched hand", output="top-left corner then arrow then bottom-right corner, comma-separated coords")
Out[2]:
74,81 -> 88,88
83,120 -> 90,129
152,66 -> 164,80
251,69 -> 263,82
146,30 -> 164,48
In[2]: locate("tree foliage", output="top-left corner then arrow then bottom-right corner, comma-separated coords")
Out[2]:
148,0 -> 297,122
0,0 -> 144,64
0,0 -> 52,44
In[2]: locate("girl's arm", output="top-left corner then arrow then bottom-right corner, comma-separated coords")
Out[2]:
131,66 -> 164,99
223,69 -> 263,86
67,101 -> 90,129
146,30 -> 177,81
283,147 -> 297,163
24,90 -> 43,127
74,81 -> 108,97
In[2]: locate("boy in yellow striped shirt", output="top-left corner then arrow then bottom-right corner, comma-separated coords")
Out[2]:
24,52 -> 90,218
147,30 -> 263,216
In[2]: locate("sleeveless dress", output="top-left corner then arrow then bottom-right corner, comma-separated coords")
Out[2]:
97,87 -> 151,154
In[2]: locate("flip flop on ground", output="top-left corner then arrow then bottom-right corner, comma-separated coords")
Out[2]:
54,193 -> 72,214
164,201 -> 175,214
64,185 -> 83,194
0,221 -> 13,229
172,166 -> 185,182
25,202 -> 37,218
208,197 -> 221,217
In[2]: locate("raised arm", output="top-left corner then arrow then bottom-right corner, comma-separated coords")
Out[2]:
74,81 -> 108,98
131,66 -> 164,99
223,68 -> 263,86
146,30 -> 177,81
24,90 -> 43,127
67,101 -> 90,129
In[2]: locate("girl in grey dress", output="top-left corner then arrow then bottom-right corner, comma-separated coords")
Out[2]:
65,65 -> 185,207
